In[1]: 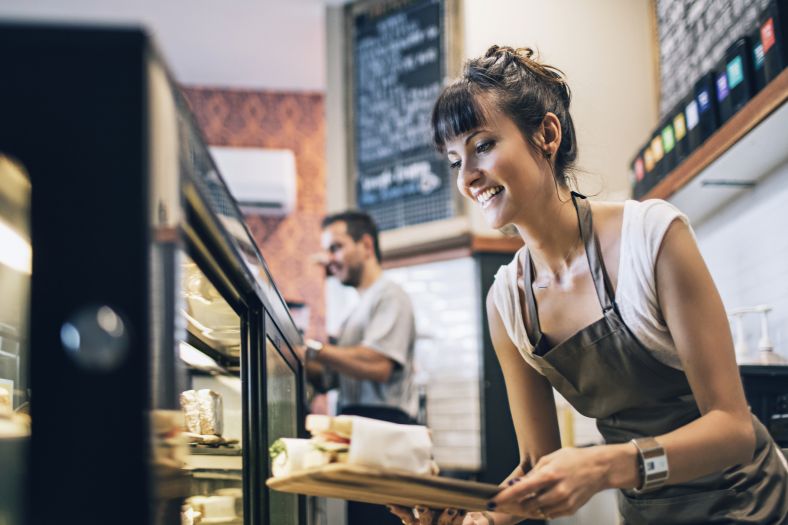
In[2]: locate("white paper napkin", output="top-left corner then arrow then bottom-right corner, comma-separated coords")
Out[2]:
348,416 -> 433,475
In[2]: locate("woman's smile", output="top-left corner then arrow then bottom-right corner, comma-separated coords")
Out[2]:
473,185 -> 505,208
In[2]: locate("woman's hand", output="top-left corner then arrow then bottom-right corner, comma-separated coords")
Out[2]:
387,505 -> 470,524
487,446 -> 616,519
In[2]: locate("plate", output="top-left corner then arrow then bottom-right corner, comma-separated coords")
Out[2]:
266,463 -> 501,511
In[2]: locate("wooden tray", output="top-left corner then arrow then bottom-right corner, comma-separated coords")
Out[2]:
266,464 -> 501,511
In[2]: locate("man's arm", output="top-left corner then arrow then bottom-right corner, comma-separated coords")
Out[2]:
295,343 -> 395,384
311,343 -> 395,383
302,356 -> 333,392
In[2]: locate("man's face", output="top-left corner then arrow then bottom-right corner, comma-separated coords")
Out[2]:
320,221 -> 366,287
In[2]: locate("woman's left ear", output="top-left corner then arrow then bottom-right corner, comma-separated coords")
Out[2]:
541,112 -> 562,157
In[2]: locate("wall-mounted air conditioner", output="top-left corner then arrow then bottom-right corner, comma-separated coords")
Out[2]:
209,146 -> 297,216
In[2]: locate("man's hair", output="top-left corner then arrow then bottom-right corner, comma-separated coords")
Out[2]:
321,210 -> 382,263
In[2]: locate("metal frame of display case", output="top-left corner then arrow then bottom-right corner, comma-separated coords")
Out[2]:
0,22 -> 305,525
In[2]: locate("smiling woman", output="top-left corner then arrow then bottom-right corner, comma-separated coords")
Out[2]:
390,45 -> 788,525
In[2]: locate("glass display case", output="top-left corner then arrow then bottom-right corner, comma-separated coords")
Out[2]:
0,23 -> 305,525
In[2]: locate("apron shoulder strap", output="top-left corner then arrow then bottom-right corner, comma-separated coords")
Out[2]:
571,192 -> 616,312
522,249 -> 541,344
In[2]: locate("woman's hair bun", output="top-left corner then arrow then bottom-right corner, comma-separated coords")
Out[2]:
432,43 -> 578,184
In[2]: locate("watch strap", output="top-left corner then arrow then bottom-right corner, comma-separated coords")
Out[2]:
631,436 -> 669,493
304,339 -> 324,362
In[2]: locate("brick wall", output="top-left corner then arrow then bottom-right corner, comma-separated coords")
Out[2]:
182,87 -> 327,339
657,0 -> 771,116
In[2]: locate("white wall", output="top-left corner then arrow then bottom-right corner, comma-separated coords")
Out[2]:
325,1 -> 659,240
0,0 -> 326,91
693,162 -> 788,363
461,0 -> 658,203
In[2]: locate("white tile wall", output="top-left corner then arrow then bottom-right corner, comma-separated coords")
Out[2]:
685,161 -> 788,363
385,257 -> 484,471
324,258 -> 484,470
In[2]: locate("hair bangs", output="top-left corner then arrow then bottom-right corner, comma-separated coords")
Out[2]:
431,81 -> 487,151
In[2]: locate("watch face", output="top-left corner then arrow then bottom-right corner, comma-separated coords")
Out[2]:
645,456 -> 668,474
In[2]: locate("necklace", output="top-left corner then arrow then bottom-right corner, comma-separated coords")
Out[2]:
533,233 -> 583,289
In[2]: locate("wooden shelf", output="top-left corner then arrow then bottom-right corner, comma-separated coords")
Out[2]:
644,68 -> 788,203
382,234 -> 522,269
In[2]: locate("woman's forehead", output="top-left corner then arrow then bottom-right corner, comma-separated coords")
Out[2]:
444,107 -> 517,151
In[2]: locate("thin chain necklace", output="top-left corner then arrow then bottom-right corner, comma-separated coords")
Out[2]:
533,232 -> 583,289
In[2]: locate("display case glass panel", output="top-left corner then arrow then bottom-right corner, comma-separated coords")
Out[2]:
177,252 -> 245,525
0,154 -> 31,524
265,336 -> 299,525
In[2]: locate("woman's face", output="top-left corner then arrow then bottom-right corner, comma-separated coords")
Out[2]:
444,102 -> 552,230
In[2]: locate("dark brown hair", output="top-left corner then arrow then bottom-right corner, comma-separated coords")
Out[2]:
321,210 -> 381,263
431,45 -> 578,185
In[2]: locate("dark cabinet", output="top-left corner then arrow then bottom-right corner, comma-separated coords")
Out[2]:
0,22 -> 304,525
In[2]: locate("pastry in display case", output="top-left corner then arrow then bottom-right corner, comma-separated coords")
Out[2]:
0,22 -> 305,525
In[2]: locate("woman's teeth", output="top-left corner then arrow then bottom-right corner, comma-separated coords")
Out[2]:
477,186 -> 504,205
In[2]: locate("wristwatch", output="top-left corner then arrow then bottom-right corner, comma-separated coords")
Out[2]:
304,338 -> 324,362
631,436 -> 669,493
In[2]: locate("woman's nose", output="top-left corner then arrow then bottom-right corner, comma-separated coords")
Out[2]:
457,160 -> 481,194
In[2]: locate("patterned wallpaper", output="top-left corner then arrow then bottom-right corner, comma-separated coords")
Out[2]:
182,87 -> 327,339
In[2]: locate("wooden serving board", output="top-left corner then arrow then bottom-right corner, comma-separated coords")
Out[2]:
266,464 -> 501,511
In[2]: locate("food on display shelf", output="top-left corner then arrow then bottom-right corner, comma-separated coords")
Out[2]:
180,389 -> 223,437
0,386 -> 11,417
269,414 -> 438,477
180,390 -> 202,435
150,409 -> 188,469
196,389 -> 223,436
0,385 -> 30,439
184,495 -> 237,522
181,504 -> 202,525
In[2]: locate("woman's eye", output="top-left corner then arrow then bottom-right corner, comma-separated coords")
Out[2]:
476,140 -> 494,154
449,159 -> 462,171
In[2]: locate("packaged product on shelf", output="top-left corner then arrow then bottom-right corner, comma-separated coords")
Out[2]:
660,118 -> 677,174
671,100 -> 690,163
196,389 -> 223,436
724,37 -> 756,115
757,0 -> 788,86
179,388 -> 224,437
186,495 -> 237,521
694,72 -> 720,142
649,132 -> 665,189
180,389 -> 202,435
752,26 -> 769,92
684,94 -> 702,152
716,61 -> 734,123
629,149 -> 646,199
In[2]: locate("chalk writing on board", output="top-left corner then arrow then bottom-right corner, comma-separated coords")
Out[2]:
354,0 -> 448,209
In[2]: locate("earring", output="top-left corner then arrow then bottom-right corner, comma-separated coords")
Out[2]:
544,150 -> 552,160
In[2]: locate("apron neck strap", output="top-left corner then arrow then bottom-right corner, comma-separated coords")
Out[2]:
522,249 -> 541,345
571,192 -> 615,311
522,193 -> 616,340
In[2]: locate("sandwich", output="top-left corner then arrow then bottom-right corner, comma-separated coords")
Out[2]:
270,414 -> 437,477
269,415 -> 352,476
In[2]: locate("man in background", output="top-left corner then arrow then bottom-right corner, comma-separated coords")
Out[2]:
297,210 -> 417,525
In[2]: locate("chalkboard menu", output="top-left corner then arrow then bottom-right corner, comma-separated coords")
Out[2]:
656,0 -> 770,117
351,0 -> 455,231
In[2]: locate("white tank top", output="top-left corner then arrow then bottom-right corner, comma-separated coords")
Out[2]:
491,199 -> 691,373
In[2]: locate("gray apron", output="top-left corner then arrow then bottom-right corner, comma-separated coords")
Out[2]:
521,192 -> 788,524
